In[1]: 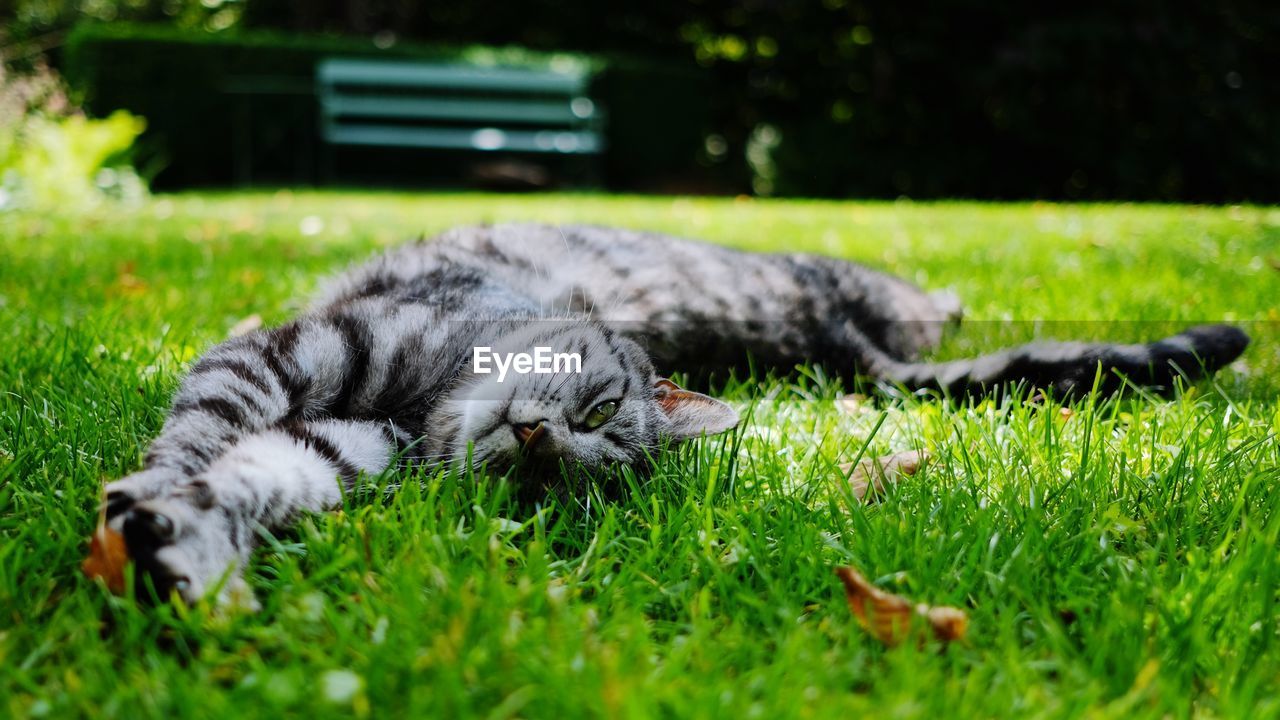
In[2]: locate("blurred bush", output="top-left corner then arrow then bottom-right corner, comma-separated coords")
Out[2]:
740,3 -> 1280,202
2,0 -> 243,45
0,62 -> 147,210
63,22 -> 711,191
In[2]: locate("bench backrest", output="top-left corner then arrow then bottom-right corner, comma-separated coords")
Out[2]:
316,58 -> 603,155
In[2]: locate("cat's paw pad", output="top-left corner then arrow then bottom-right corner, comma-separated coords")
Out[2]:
111,486 -> 248,606
119,506 -> 191,599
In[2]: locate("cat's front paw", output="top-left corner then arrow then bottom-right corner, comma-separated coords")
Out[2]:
110,480 -> 254,607
103,468 -> 185,524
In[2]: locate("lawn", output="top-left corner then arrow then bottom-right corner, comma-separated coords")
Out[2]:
1,192 -> 1278,719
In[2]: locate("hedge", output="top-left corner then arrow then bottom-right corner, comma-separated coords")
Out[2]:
63,23 -> 711,189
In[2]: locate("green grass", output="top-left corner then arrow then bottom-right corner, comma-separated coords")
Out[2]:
1,192 -> 1278,718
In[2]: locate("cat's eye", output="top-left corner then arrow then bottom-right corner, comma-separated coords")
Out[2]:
583,400 -> 619,430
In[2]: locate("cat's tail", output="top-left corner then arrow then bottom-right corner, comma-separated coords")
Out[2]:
865,324 -> 1249,398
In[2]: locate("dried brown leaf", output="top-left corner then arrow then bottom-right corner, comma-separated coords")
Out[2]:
834,566 -> 968,646
82,524 -> 129,594
835,393 -> 869,414
839,449 -> 930,502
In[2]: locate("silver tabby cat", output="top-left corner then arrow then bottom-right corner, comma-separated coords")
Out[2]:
102,223 -> 1248,605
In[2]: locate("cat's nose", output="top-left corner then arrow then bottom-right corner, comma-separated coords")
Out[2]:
513,421 -> 546,449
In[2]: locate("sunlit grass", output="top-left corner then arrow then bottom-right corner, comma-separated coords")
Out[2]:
0,192 -> 1277,718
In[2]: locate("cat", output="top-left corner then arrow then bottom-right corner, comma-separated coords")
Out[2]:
100,223 -> 1249,605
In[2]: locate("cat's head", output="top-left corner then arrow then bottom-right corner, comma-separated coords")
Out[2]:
430,320 -> 737,476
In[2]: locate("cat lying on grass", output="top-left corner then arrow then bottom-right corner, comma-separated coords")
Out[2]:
94,224 -> 1249,606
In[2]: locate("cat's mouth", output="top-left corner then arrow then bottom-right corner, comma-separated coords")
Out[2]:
459,417 -> 614,484
454,417 -> 544,472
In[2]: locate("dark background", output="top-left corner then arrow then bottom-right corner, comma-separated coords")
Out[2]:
5,0 -> 1278,201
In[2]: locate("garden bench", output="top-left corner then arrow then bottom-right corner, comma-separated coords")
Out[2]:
316,58 -> 603,180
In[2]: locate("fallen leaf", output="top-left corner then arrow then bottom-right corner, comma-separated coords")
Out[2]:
839,450 -> 930,502
82,524 -> 129,594
834,566 -> 968,646
228,313 -> 264,337
109,273 -> 148,298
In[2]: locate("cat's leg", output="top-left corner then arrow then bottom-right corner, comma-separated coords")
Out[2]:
106,316 -> 370,524
836,320 -> 1250,398
789,257 -> 1250,396
118,418 -> 398,605
793,256 -> 1250,396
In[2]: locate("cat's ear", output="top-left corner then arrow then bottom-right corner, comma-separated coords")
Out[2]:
654,378 -> 739,439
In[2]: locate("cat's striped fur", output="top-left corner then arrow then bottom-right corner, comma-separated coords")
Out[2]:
102,223 -> 1249,605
